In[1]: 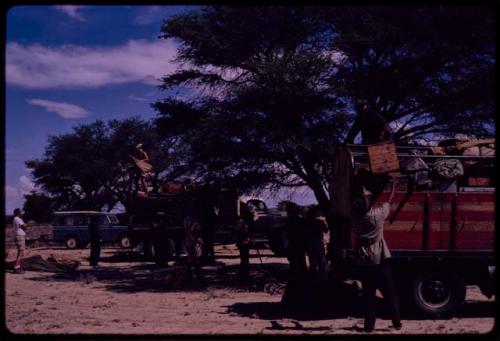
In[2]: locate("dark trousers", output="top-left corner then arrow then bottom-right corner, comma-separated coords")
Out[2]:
202,226 -> 215,261
360,262 -> 401,330
237,244 -> 250,279
288,253 -> 307,280
89,241 -> 101,266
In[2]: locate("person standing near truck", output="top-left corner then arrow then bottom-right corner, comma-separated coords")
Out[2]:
183,205 -> 204,282
88,216 -> 101,266
235,202 -> 254,281
304,205 -> 328,279
13,208 -> 27,274
200,190 -> 218,265
351,177 -> 402,332
281,202 -> 308,309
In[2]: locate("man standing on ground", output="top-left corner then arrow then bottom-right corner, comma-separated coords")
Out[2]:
236,202 -> 253,281
13,208 -> 27,274
281,202 -> 308,310
88,216 -> 101,266
351,177 -> 402,332
201,191 -> 218,264
304,205 -> 328,279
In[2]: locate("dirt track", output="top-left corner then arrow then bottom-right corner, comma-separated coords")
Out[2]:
4,245 -> 496,335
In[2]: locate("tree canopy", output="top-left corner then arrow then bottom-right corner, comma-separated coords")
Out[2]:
154,6 -> 495,210
22,191 -> 54,223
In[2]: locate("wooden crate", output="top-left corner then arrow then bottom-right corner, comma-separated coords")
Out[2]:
367,141 -> 400,174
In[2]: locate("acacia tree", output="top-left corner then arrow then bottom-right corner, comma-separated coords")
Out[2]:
325,7 -> 495,143
154,6 -> 494,212
26,117 -> 183,212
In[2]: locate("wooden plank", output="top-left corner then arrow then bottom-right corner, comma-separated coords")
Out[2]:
457,203 -> 495,211
385,221 -> 423,231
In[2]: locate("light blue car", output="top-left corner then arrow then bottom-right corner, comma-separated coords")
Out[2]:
52,211 -> 130,249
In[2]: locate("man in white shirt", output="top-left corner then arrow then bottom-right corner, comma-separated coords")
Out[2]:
13,208 -> 27,273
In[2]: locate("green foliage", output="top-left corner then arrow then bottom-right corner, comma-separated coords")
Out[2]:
22,191 -> 54,223
326,7 -> 495,142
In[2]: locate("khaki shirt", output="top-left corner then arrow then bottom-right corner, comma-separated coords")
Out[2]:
352,202 -> 392,266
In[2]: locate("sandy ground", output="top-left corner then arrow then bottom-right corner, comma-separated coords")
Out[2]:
4,244 -> 496,336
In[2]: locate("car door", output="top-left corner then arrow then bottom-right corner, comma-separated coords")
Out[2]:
106,214 -> 128,242
51,215 -> 67,242
74,214 -> 90,244
97,215 -> 113,243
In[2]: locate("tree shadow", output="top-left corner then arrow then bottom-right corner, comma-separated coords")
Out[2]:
226,279 -> 496,322
24,260 -> 291,295
227,279 -> 365,321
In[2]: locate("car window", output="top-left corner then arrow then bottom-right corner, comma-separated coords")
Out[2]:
74,215 -> 88,226
53,216 -> 65,226
64,216 -> 75,226
108,215 -> 119,224
98,215 -> 110,226
247,200 -> 267,212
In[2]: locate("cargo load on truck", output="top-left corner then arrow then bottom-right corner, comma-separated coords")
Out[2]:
336,139 -> 495,317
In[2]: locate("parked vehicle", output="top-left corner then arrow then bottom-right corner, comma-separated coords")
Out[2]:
52,211 -> 130,249
341,144 -> 495,317
128,187 -> 287,263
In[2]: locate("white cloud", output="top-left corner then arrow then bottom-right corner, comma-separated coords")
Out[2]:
5,176 -> 35,214
19,176 -> 35,194
6,39 -> 179,89
5,185 -> 22,215
54,5 -> 87,21
28,99 -> 91,119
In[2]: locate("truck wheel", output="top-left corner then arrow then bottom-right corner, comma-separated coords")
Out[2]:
412,273 -> 466,317
119,234 -> 131,248
64,236 -> 79,249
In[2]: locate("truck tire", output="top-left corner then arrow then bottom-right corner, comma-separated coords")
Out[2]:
119,234 -> 131,248
412,272 -> 466,317
64,236 -> 79,249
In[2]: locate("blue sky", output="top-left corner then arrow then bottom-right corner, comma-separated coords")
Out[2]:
5,5 -> 193,213
5,5 -> 317,214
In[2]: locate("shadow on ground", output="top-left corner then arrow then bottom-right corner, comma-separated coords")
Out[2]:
23,252 -> 290,295
227,276 -> 495,321
18,249 -> 494,322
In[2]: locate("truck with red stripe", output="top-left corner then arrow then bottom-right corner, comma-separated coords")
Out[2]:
344,144 -> 495,317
